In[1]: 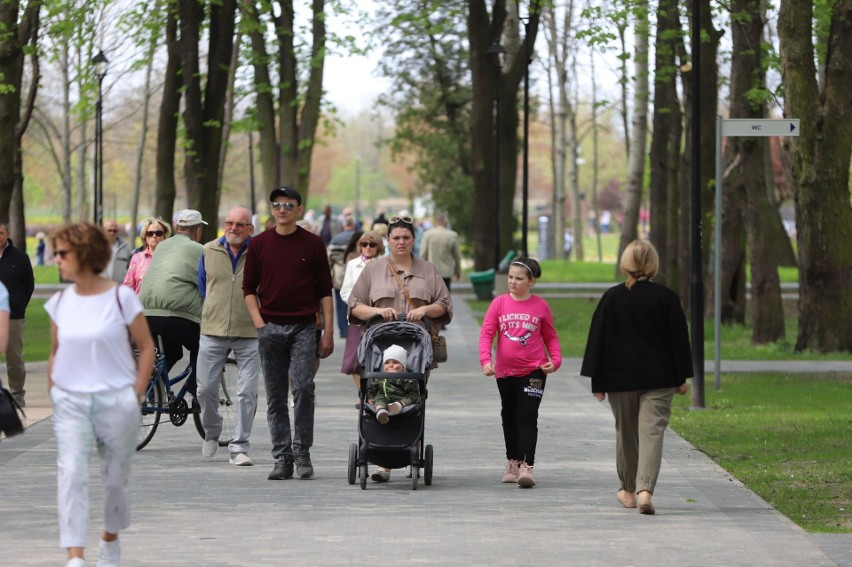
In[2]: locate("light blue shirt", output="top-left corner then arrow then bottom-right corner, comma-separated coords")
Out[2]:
0,281 -> 9,313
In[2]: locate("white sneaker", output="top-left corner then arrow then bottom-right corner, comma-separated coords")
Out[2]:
388,401 -> 403,415
202,438 -> 219,458
376,408 -> 389,424
65,558 -> 86,567
371,468 -> 391,482
97,538 -> 120,567
229,452 -> 253,466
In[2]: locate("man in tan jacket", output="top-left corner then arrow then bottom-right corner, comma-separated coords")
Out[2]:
420,213 -> 461,292
196,206 -> 260,467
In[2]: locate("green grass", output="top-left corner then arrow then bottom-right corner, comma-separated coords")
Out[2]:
670,374 -> 852,533
470,298 -> 852,361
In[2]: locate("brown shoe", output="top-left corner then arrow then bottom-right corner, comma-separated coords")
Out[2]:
638,491 -> 655,515
617,490 -> 636,508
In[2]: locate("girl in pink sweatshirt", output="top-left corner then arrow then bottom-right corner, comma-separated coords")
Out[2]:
479,257 -> 562,488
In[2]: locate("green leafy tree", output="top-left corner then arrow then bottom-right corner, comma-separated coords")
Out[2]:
372,0 -> 475,244
0,0 -> 40,247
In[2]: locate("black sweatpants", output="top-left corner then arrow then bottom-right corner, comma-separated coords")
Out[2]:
497,370 -> 547,466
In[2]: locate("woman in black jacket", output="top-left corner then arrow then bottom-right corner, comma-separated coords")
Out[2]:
581,240 -> 692,515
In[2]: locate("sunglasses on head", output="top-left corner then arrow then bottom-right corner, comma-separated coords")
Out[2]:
146,230 -> 165,237
389,215 -> 413,225
359,241 -> 377,248
272,202 -> 296,211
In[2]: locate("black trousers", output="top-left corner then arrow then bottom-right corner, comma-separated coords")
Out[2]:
496,370 -> 547,466
146,315 -> 200,396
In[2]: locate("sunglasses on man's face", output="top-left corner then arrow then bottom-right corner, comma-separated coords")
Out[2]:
272,202 -> 296,211
54,249 -> 72,259
146,230 -> 165,237
225,221 -> 249,229
360,241 -> 377,248
106,229 -> 118,234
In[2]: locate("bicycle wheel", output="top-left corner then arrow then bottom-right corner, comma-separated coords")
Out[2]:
190,358 -> 239,445
137,377 -> 165,451
217,358 -> 238,446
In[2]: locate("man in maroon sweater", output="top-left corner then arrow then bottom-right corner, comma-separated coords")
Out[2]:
243,186 -> 335,481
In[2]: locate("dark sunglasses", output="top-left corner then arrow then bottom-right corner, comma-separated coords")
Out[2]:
359,241 -> 377,248
225,221 -> 249,228
272,202 -> 296,211
54,249 -> 71,259
389,215 -> 413,225
106,229 -> 118,233
146,230 -> 165,237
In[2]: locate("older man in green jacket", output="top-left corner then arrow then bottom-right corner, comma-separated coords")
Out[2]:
140,209 -> 207,395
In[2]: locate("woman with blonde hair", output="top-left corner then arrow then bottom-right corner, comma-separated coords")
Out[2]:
45,222 -> 155,566
123,217 -> 171,293
581,240 -> 692,514
339,231 -> 385,403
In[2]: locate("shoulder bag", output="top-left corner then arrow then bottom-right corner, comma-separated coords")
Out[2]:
0,386 -> 25,438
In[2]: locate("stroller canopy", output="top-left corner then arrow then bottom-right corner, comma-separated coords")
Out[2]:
358,321 -> 433,374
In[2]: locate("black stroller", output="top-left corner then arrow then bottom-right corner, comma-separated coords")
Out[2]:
348,315 -> 434,490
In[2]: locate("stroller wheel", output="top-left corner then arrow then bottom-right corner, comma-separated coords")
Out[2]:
424,444 -> 433,486
411,466 -> 419,490
360,463 -> 368,490
348,443 -> 358,485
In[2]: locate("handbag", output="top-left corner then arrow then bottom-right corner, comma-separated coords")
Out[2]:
0,386 -> 25,438
388,261 -> 448,363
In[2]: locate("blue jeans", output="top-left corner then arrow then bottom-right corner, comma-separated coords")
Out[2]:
333,289 -> 348,338
257,322 -> 316,462
196,335 -> 260,454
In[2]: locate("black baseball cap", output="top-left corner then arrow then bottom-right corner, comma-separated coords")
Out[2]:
269,186 -> 302,205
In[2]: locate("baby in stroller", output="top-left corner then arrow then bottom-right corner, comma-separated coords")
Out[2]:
368,344 -> 422,424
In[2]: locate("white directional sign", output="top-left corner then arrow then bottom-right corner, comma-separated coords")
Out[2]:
722,118 -> 800,137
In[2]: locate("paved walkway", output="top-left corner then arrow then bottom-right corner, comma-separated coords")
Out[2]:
2,298 -> 850,566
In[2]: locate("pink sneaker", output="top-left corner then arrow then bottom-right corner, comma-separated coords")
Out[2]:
517,462 -> 535,488
502,459 -> 519,483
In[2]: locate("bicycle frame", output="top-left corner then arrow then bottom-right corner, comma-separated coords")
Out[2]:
145,357 -> 194,413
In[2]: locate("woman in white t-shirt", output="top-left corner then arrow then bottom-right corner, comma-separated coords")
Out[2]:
44,222 -> 155,567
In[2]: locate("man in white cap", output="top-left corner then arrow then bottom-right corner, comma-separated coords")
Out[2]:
140,209 -> 208,395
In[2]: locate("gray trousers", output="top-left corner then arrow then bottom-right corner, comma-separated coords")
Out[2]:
6,319 -> 26,395
607,388 -> 677,494
196,335 -> 260,454
257,322 -> 316,463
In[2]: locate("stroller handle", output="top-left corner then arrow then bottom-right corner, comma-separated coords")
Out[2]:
364,312 -> 433,331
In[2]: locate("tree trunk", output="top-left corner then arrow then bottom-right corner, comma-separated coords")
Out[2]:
179,0 -> 237,241
246,0 -> 325,205
0,0 -> 38,236
155,7 -> 180,224
727,0 -> 784,341
468,0 -> 541,271
778,0 -> 852,352
131,36 -> 157,250
244,1 -> 279,193
616,3 -> 650,271
647,0 -> 680,287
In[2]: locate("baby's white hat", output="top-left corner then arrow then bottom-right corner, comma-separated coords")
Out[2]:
382,344 -> 407,369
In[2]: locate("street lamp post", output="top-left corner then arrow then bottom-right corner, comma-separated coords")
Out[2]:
91,50 -> 108,226
519,13 -> 532,258
487,40 -> 506,271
